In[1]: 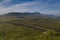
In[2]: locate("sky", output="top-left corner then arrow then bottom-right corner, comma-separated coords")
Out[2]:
0,0 -> 60,15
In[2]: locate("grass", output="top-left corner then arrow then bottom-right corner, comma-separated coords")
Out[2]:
0,22 -> 43,40
0,15 -> 60,40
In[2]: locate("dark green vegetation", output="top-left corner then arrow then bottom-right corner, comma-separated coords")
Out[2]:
0,12 -> 60,40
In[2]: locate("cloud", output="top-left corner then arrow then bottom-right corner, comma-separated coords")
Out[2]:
2,0 -> 12,3
0,0 -> 60,15
0,0 -> 12,7
0,2 -> 40,14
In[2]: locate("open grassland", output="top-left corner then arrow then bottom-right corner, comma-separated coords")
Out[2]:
0,22 -> 60,40
0,15 -> 60,40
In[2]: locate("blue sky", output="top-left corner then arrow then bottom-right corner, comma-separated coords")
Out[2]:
0,0 -> 60,15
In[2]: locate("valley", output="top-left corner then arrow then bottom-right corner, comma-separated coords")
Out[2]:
0,12 -> 60,40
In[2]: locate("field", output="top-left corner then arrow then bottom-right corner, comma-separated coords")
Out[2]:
0,13 -> 60,40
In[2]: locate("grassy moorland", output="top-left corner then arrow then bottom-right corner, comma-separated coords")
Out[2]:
0,12 -> 60,40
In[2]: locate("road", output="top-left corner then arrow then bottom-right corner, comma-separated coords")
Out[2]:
5,22 -> 60,32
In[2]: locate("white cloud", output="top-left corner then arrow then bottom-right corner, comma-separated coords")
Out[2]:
0,0 -> 12,7
0,1 -> 41,15
2,0 -> 12,3
0,1 -> 60,15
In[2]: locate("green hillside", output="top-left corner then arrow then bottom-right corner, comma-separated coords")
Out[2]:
0,12 -> 60,40
0,22 -> 60,40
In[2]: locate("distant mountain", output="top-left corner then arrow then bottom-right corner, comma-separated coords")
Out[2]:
5,12 -> 41,16
0,12 -> 57,19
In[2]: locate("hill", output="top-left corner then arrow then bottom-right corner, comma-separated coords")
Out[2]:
0,12 -> 60,40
